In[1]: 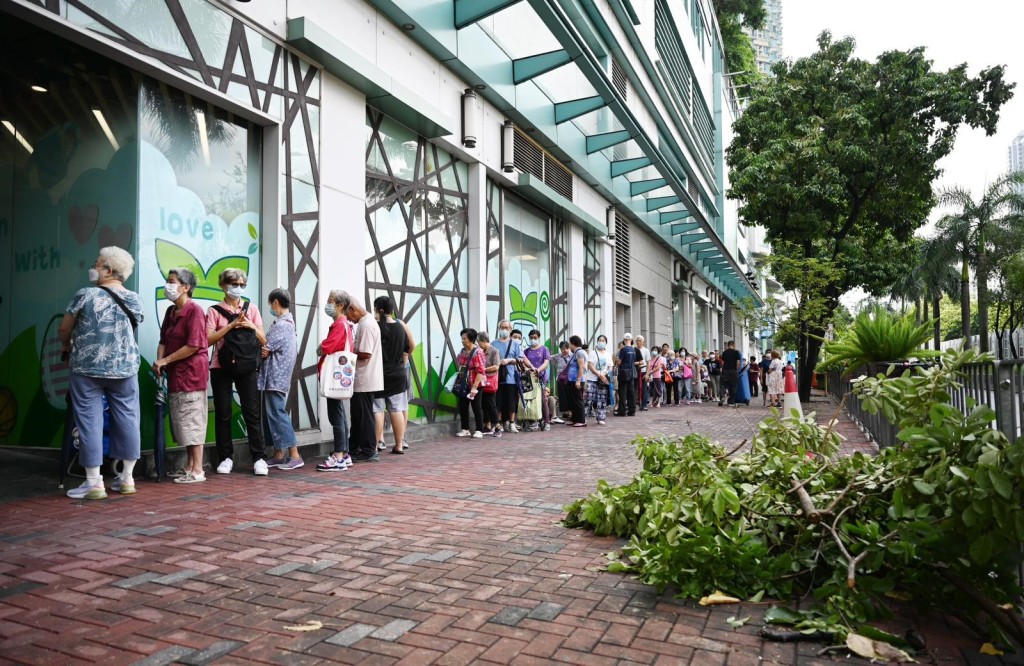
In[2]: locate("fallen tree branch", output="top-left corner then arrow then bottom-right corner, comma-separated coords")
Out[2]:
790,478 -> 824,523
717,439 -> 749,460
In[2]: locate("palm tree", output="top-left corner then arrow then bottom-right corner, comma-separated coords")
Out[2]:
932,172 -> 1024,352
918,237 -> 961,350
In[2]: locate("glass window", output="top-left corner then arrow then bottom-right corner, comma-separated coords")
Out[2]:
503,196 -> 550,341
137,79 -> 262,441
365,110 -> 468,425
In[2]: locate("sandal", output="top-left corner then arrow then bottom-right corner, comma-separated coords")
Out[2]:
390,446 -> 405,455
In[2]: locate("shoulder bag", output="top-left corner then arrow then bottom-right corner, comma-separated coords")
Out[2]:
319,326 -> 356,400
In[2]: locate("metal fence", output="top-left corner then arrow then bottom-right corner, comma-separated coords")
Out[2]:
826,360 -> 1024,448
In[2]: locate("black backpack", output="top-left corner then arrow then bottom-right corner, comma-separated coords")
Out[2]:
212,302 -> 261,375
618,346 -> 637,379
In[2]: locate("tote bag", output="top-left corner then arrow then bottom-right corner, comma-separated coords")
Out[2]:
319,336 -> 356,400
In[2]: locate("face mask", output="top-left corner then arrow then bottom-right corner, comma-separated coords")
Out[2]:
164,283 -> 180,301
596,342 -> 606,351
325,303 -> 336,317
270,307 -> 281,318
226,286 -> 244,299
498,329 -> 510,339
529,339 -> 540,348
88,268 -> 101,283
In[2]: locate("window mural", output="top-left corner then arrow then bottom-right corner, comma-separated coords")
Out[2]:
485,179 -> 504,330
4,0 -> 323,449
503,196 -> 551,339
137,80 -> 262,443
365,110 -> 469,425
549,217 -> 569,347
0,25 -> 139,448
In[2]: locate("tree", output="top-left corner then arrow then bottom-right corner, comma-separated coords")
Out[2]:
727,32 -> 1013,400
992,252 -> 1024,358
932,172 -> 1024,352
713,0 -> 765,92
918,237 -> 962,350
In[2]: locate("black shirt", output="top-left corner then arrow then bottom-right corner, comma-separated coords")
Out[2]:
377,319 -> 409,397
704,357 -> 721,376
720,349 -> 741,373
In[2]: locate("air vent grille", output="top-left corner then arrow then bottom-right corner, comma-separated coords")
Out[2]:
513,127 -> 574,201
614,213 -> 630,294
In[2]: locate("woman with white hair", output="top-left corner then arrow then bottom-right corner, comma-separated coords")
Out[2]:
58,246 -> 145,500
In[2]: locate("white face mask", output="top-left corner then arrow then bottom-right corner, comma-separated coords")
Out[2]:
88,268 -> 101,283
498,329 -> 510,339
529,338 -> 540,347
164,283 -> 181,301
226,286 -> 244,300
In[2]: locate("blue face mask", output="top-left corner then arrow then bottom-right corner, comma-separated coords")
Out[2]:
325,303 -> 336,317
596,342 -> 606,351
498,329 -> 510,339
270,308 -> 281,318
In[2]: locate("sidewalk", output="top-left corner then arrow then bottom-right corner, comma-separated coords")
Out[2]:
0,398 -> 976,665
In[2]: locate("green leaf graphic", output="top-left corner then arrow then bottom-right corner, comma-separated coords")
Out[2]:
155,239 -> 203,280
509,285 -> 526,313
248,223 -> 258,240
524,291 -> 538,317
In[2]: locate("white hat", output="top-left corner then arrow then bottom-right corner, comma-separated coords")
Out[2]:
623,333 -> 633,340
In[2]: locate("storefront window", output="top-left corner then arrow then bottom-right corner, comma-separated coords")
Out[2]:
365,110 -> 469,425
0,20 -> 139,447
137,79 -> 262,443
503,196 -> 551,341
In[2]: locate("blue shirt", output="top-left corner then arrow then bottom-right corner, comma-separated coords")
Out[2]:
491,338 -> 523,384
66,286 -> 144,379
258,312 -> 297,393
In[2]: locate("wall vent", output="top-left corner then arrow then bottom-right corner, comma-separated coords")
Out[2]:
512,126 -> 574,201
612,57 -> 628,99
614,213 -> 630,294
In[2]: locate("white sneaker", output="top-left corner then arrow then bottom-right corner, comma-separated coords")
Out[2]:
507,423 -> 519,434
216,458 -> 233,474
253,459 -> 269,476
472,431 -> 483,439
67,479 -> 106,500
173,471 -> 206,484
551,416 -> 565,424
456,429 -> 471,437
377,441 -> 387,451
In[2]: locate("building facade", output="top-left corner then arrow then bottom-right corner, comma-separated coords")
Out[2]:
1009,131 -> 1024,196
747,0 -> 784,75
0,0 -> 759,450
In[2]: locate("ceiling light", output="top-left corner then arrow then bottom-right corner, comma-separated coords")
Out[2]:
401,23 -> 415,30
92,109 -> 119,151
2,121 -> 33,154
31,85 -> 47,93
461,89 -> 480,148
501,120 -> 515,173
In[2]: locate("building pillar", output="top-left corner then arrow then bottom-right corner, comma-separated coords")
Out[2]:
599,236 -> 614,340
467,162 -> 488,331
683,290 -> 696,352
317,75 -> 366,436
567,223 -> 586,336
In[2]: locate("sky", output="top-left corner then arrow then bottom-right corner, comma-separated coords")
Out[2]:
783,0 -> 1024,203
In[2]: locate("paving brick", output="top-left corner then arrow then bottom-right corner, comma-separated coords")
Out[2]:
371,618 -> 419,641
151,569 -> 201,586
177,640 -> 245,665
324,622 -> 377,647
129,645 -> 196,666
488,606 -> 531,627
526,601 -> 564,622
265,562 -> 305,576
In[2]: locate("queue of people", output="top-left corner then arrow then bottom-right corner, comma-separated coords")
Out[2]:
59,252 -> 783,500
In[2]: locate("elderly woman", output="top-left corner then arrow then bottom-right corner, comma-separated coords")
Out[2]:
154,267 -> 210,484
206,268 -> 267,475
261,289 -> 300,470
316,289 -> 353,472
59,246 -> 144,500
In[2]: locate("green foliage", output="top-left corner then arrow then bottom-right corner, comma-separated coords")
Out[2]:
817,306 -> 938,375
566,349 -> 1024,646
712,0 -> 764,91
727,32 -> 1013,396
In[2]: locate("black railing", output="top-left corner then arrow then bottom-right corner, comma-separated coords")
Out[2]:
826,360 -> 1024,447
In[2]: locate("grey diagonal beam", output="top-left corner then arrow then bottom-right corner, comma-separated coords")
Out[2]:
455,0 -> 523,29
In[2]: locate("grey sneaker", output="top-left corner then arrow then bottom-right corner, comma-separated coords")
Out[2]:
279,458 -> 304,470
265,456 -> 288,468
67,480 -> 106,500
110,478 -> 137,495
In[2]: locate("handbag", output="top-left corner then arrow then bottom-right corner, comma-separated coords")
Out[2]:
497,340 -> 513,383
518,363 -> 535,394
483,366 -> 499,394
452,349 -> 477,398
683,363 -> 693,380
319,330 -> 356,400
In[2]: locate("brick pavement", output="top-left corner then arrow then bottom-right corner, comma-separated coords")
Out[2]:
0,398 -> 976,665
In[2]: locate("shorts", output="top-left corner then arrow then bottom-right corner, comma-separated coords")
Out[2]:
169,390 -> 209,447
373,392 -> 409,413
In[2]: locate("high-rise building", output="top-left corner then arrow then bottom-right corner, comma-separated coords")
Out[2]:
1008,131 -> 1024,174
748,0 -> 784,74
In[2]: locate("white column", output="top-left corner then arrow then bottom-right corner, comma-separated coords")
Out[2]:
683,291 -> 696,351
599,236 -> 614,339
317,75 -> 366,435
567,223 -> 586,336
466,163 -> 488,330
